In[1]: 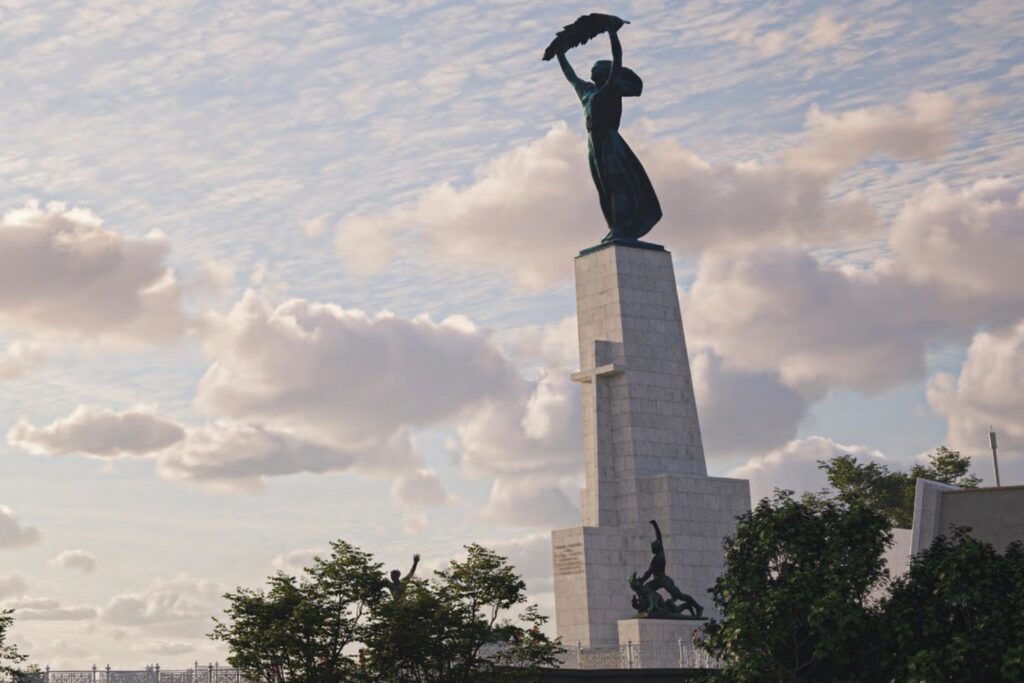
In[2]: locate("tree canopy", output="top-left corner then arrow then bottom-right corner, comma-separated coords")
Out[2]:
212,541 -> 560,683
819,446 -> 980,528
700,492 -> 892,682
700,490 -> 1024,682
0,609 -> 28,680
880,531 -> 1024,682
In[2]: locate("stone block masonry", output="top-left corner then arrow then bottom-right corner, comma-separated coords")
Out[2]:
553,241 -> 750,648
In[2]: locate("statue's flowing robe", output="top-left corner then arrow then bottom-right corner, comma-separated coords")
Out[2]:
575,71 -> 662,242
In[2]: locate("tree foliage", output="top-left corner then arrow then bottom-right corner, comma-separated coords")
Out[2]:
819,446 -> 979,528
211,540 -> 384,683
700,489 -> 1024,682
701,492 -> 893,682
880,530 -> 1024,682
213,541 -> 560,683
0,609 -> 28,680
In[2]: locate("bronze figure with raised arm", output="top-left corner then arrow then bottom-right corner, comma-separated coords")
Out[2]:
638,520 -> 703,618
548,14 -> 662,243
383,553 -> 420,599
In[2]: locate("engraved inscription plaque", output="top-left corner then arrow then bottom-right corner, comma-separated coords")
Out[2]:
554,541 -> 585,575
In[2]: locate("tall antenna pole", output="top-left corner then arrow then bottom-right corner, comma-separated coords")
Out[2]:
989,428 -> 1001,487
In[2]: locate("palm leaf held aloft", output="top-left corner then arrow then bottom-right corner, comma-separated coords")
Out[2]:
542,13 -> 628,61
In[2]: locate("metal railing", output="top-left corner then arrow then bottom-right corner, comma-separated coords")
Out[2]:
553,640 -> 721,670
12,663 -> 255,683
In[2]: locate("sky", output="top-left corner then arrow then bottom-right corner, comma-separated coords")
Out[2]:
0,0 -> 1022,668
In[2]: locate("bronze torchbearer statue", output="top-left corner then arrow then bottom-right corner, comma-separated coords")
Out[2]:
544,13 -> 663,243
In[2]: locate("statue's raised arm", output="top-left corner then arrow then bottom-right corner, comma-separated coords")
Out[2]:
596,28 -> 623,95
403,553 -> 421,582
650,519 -> 663,545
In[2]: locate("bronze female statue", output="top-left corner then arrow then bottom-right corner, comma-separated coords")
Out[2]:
549,15 -> 663,243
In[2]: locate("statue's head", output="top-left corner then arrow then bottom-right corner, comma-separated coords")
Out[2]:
390,569 -> 401,582
591,60 -> 612,86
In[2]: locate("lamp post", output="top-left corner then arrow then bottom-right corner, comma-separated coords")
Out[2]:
990,429 -> 1002,487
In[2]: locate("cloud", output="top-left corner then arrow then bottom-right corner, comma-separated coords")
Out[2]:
0,201 -> 185,343
684,178 -> 1024,396
196,291 -> 518,472
390,469 -> 450,508
488,532 -> 554,593
0,575 -> 28,599
130,640 -> 196,656
4,597 -> 97,621
0,340 -> 51,380
455,366 -> 583,529
101,576 -> 222,628
888,178 -> 1024,304
691,349 -> 810,458
0,506 -> 40,550
728,436 -> 889,503
402,512 -> 429,535
156,420 -> 384,488
806,14 -> 846,49
480,476 -> 579,530
685,246 -> 931,394
8,406 -> 185,457
928,320 -> 1024,480
785,92 -> 954,175
334,93 -> 957,289
271,548 -> 325,574
49,549 -> 97,574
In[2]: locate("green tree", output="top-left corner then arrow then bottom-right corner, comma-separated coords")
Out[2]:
700,492 -> 892,682
819,446 -> 979,528
0,609 -> 28,680
879,530 -> 1024,682
360,544 -> 561,682
211,540 -> 384,682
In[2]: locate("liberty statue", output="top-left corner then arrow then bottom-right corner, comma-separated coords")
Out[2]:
545,14 -> 663,243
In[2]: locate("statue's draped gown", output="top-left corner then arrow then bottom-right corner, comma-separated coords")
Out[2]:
574,73 -> 662,242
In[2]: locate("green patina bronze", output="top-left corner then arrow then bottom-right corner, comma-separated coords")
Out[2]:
631,520 -> 705,620
548,14 -> 663,243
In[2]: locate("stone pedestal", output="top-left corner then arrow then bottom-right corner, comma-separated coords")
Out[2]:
552,241 -> 751,649
617,619 -> 705,668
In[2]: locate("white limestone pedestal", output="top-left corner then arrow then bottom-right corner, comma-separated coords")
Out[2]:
551,240 -> 751,649
618,619 -> 705,668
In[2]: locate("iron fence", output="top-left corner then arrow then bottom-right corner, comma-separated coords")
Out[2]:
9,664 -> 256,683
552,640 -> 721,670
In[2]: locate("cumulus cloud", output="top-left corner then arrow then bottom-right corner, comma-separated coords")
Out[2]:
928,320 -> 1024,482
692,349 -> 810,458
685,246 -> 932,394
101,576 -> 221,628
0,506 -> 40,550
8,406 -> 185,457
0,340 -> 51,380
488,532 -> 554,593
196,291 -> 518,471
335,93 -> 956,289
888,178 -> 1024,303
390,469 -> 450,508
0,575 -> 28,599
685,178 -> 1024,396
49,549 -> 97,574
271,548 -> 325,574
785,92 -> 954,175
0,201 -> 185,343
156,420 -> 386,488
728,436 -> 889,503
5,597 -> 97,621
454,366 -> 583,529
480,476 -> 580,530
